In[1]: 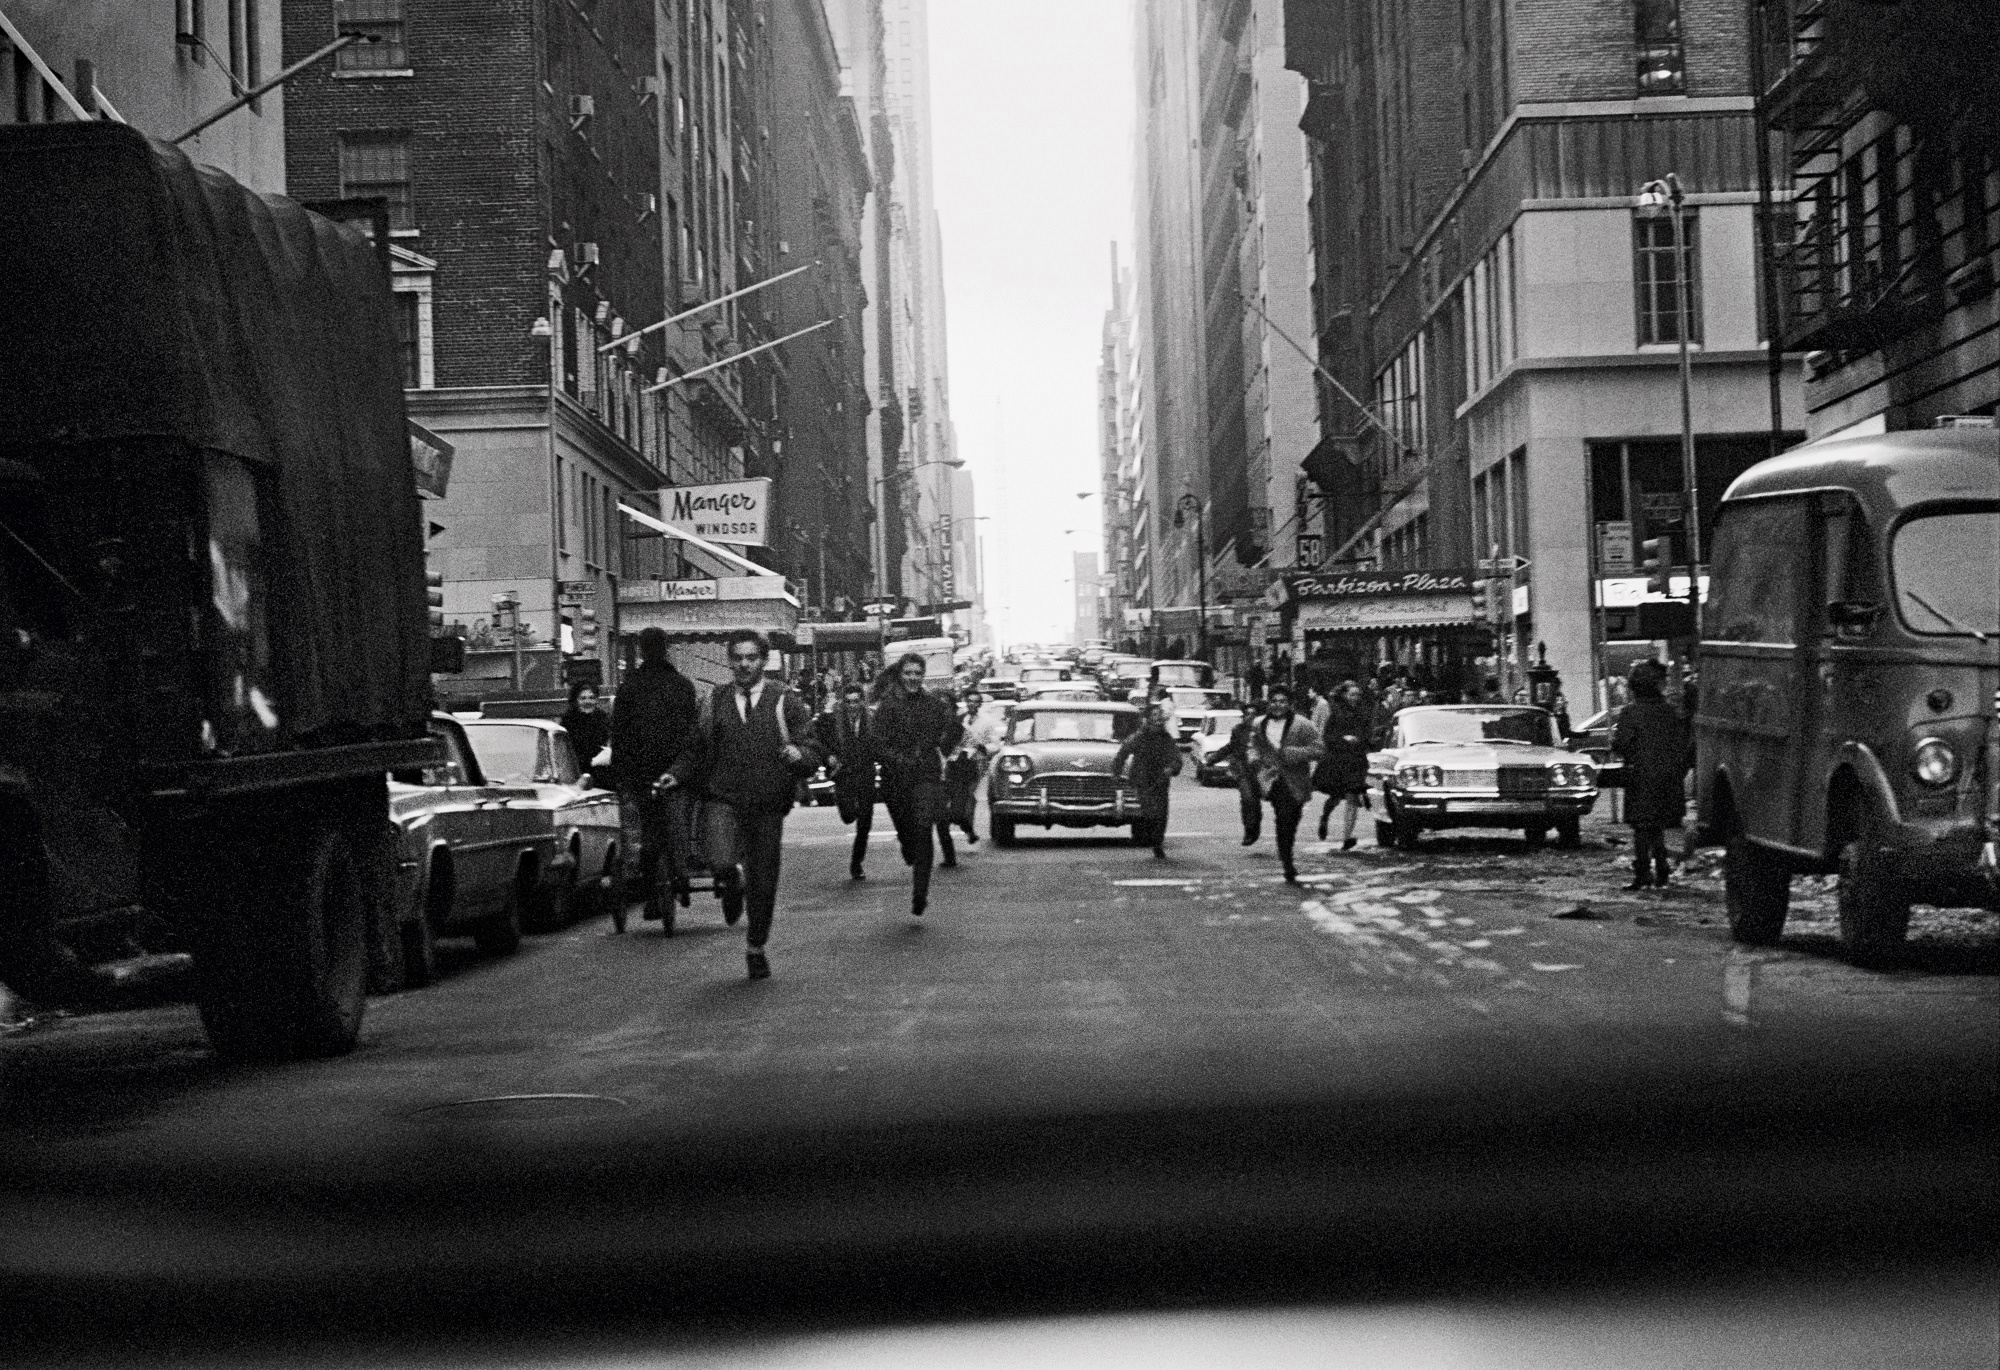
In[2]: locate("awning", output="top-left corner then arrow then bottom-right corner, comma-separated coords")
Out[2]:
616,576 -> 799,648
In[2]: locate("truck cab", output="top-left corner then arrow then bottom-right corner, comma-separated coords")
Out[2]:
1697,427 -> 1999,965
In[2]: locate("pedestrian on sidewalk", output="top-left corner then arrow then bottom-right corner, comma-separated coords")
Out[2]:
560,680 -> 611,774
816,682 -> 878,880
1246,683 -> 1325,883
1315,680 -> 1372,849
1612,659 -> 1690,890
874,652 -> 964,918
669,631 -> 822,979
609,627 -> 700,921
1115,700 -> 1184,857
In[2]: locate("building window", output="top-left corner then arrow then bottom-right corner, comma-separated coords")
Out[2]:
1634,212 -> 1702,345
1635,0 -> 1684,95
334,0 -> 408,71
337,131 -> 413,229
392,290 -> 419,387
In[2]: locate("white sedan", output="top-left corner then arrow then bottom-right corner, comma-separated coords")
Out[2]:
459,718 -> 623,928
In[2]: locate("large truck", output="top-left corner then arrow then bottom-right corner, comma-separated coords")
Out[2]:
0,123 -> 441,1060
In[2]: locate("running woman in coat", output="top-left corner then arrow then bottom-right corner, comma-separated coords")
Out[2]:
1114,701 -> 1185,857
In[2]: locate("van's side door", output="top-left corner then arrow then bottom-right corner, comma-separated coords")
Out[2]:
1797,491 -> 1877,851
1699,495 -> 1817,854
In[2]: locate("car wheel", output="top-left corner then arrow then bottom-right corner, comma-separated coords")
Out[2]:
991,816 -> 1017,847
1724,836 -> 1790,945
1554,816 -> 1582,848
526,863 -> 576,932
1375,820 -> 1396,848
399,898 -> 437,989
473,879 -> 525,957
1392,808 -> 1422,851
1523,825 -> 1548,848
1837,825 -> 1911,969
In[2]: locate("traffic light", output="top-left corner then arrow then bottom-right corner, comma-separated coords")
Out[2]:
576,604 -> 599,655
425,568 -> 445,631
1641,536 -> 1671,595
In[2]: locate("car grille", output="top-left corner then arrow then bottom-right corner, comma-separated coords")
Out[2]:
1037,773 -> 1119,803
1496,766 -> 1552,798
1439,769 -> 1489,788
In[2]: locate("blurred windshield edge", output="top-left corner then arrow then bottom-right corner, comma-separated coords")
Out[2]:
2,1042 -> 1991,1361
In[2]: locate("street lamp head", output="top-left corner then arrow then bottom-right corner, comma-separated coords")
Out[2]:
1635,174 -> 1684,218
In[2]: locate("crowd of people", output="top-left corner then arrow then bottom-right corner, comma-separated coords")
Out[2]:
600,629 -> 1697,980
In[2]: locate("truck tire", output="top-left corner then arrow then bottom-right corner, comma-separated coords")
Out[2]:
195,828 -> 368,1062
1724,837 -> 1790,945
1838,828 -> 1911,969
991,816 -> 1017,847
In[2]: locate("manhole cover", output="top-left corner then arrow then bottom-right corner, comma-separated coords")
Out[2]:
412,1093 -> 632,1122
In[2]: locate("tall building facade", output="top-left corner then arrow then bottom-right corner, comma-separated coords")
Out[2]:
763,0 -> 873,617
826,0 -> 972,633
1285,0 -> 1805,706
1099,244 -> 1144,644
3,0 -> 286,190
1133,0 -> 1318,665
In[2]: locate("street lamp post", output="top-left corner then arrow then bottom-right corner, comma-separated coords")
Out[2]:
1173,492 -> 1209,662
1637,172 -> 1704,640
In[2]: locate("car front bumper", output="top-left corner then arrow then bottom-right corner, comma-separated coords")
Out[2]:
1392,789 -> 1598,826
989,779 -> 1139,827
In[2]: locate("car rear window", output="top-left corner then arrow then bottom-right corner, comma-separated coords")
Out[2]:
1892,508 -> 2000,638
464,725 -> 544,784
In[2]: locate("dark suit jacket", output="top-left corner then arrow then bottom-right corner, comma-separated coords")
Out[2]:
676,683 -> 824,814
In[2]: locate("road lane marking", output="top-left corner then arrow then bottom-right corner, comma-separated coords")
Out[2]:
1530,963 -> 1584,972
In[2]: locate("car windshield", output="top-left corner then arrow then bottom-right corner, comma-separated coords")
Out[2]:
1398,707 -> 1556,747
462,724 -> 544,783
1010,710 -> 1137,743
1153,664 -> 1208,686
1892,508 -> 1999,638
1203,711 -> 1243,735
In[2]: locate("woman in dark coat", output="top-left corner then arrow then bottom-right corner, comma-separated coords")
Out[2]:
1115,701 -> 1184,858
1315,680 -> 1372,848
1612,659 -> 1691,889
560,681 -> 611,774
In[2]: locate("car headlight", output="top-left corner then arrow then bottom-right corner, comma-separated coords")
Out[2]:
1399,765 -> 1443,787
997,753 -> 1031,772
1912,737 -> 1957,787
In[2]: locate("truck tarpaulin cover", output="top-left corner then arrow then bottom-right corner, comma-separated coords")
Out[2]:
0,122 -> 430,743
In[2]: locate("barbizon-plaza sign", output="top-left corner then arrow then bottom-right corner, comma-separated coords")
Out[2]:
659,478 -> 770,546
1280,567 -> 1481,632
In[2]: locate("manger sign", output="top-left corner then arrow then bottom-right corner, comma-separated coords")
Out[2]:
662,478 -> 771,545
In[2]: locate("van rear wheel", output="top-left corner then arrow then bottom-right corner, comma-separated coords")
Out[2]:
1724,837 -> 1790,945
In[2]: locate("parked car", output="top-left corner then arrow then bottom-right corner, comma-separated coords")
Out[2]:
1191,710 -> 1245,785
987,702 -> 1144,845
1695,427 -> 1999,966
459,718 -> 622,930
1369,705 -> 1598,849
387,714 -> 560,986
1569,706 -> 1627,787
1165,687 -> 1234,745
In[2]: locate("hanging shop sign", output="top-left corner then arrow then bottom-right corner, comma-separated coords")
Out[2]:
656,477 -> 772,546
1597,520 -> 1634,576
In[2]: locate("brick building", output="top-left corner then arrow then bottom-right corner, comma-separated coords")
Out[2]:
1755,0 -> 1998,437
1285,0 -> 1805,707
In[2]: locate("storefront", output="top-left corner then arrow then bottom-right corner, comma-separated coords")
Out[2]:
615,576 -> 800,690
1273,568 -> 1489,698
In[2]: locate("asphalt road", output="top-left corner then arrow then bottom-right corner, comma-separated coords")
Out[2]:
4,776 -> 1995,1145
4,777 -> 1997,1364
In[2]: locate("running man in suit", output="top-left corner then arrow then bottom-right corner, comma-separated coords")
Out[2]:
1244,683 -> 1326,883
